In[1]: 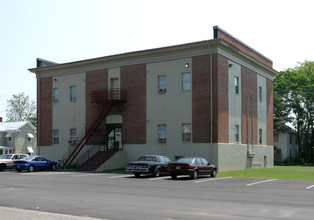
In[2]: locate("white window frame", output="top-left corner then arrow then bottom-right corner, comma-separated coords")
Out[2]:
53,129 -> 59,145
182,123 -> 192,142
53,88 -> 59,103
182,72 -> 191,91
70,86 -> 77,102
235,125 -> 239,143
259,129 -> 262,144
259,86 -> 262,102
157,124 -> 167,143
70,128 -> 76,141
235,76 -> 239,94
158,75 -> 167,92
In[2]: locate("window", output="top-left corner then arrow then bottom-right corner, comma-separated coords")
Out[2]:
259,129 -> 262,144
53,88 -> 59,103
70,129 -> 76,141
158,75 -> 167,92
70,86 -> 77,102
53,129 -> 59,144
182,72 -> 191,91
8,137 -> 11,142
158,124 -> 166,142
182,123 -> 192,142
235,125 -> 239,142
259,86 -> 262,102
235,76 -> 239,94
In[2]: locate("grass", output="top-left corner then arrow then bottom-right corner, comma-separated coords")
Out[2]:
218,166 -> 314,181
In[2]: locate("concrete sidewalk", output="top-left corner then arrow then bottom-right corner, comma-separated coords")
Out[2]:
0,206 -> 108,220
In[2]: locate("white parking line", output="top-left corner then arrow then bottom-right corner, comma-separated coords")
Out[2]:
72,173 -> 104,177
194,176 -> 232,184
306,185 -> 314,189
246,179 -> 277,186
108,174 -> 134,179
149,176 -> 171,181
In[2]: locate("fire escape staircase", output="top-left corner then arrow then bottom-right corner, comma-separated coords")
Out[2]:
62,89 -> 126,168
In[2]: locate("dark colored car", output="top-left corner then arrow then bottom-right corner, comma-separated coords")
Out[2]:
126,155 -> 171,177
167,157 -> 217,179
13,156 -> 59,172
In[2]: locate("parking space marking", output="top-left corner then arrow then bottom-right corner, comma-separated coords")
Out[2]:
72,173 -> 104,177
194,176 -> 232,184
246,179 -> 277,186
108,174 -> 134,179
148,176 -> 170,181
306,185 -> 314,190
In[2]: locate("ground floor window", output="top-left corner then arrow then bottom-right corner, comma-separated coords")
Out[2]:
182,123 -> 192,142
53,129 -> 59,144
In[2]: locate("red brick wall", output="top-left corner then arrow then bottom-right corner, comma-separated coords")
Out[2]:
121,64 -> 146,144
85,69 -> 108,145
38,77 -> 52,146
215,28 -> 273,68
192,55 -> 211,143
212,54 -> 229,143
266,79 -> 274,146
241,67 -> 258,145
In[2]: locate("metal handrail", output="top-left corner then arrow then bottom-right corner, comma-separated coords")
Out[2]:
76,145 -> 105,167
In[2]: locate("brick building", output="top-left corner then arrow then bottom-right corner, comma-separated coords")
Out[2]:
29,26 -> 277,171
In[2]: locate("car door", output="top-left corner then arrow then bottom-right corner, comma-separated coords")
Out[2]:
36,157 -> 47,169
200,158 -> 212,174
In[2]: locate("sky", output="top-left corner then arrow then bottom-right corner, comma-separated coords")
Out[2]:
1,0 -> 314,122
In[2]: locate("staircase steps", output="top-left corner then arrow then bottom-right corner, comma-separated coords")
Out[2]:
76,150 -> 118,171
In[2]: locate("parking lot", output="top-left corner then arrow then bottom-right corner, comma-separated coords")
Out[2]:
1,170 -> 314,219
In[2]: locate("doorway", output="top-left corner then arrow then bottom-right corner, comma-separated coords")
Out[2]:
107,124 -> 122,150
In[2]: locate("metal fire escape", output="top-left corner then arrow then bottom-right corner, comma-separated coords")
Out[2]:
62,89 -> 127,167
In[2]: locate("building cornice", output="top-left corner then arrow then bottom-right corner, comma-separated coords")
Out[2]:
29,38 -> 278,80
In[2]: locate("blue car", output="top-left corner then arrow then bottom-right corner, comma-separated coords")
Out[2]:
13,156 -> 59,172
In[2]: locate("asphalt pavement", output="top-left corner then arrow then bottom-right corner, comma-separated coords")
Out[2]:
1,170 -> 314,219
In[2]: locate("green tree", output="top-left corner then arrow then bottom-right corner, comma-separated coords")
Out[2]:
6,92 -> 36,125
274,61 -> 314,162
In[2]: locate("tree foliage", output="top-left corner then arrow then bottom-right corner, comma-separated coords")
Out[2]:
6,92 -> 36,124
274,61 -> 314,162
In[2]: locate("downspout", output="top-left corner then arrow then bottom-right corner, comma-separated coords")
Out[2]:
37,75 -> 40,155
206,41 -> 213,163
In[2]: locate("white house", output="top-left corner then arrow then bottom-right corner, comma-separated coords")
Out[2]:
0,118 -> 37,155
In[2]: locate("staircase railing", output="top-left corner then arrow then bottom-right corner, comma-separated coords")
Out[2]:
61,89 -> 127,167
62,104 -> 113,166
76,145 -> 106,167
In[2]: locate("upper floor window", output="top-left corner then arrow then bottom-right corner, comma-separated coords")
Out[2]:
53,88 -> 59,103
182,72 -> 191,91
158,75 -> 167,93
70,128 -> 76,141
53,129 -> 59,145
235,125 -> 239,142
235,76 -> 239,94
182,123 -> 192,142
70,86 -> 77,102
259,86 -> 262,102
158,124 -> 167,143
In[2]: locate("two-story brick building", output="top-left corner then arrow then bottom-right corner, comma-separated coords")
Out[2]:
29,26 -> 277,171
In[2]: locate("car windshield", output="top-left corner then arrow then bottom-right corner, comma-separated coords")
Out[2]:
176,158 -> 195,164
0,154 -> 12,159
137,156 -> 157,162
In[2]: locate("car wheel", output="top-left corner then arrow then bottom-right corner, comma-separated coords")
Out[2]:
134,173 -> 140,178
16,169 -> 22,172
171,174 -> 177,179
28,165 -> 35,172
153,168 -> 160,177
191,170 -> 198,179
0,164 -> 5,171
211,169 -> 217,178
51,164 -> 57,171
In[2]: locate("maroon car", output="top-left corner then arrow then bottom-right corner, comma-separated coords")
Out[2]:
167,157 -> 217,179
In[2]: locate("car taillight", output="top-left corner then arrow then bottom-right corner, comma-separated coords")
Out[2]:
20,161 -> 28,164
